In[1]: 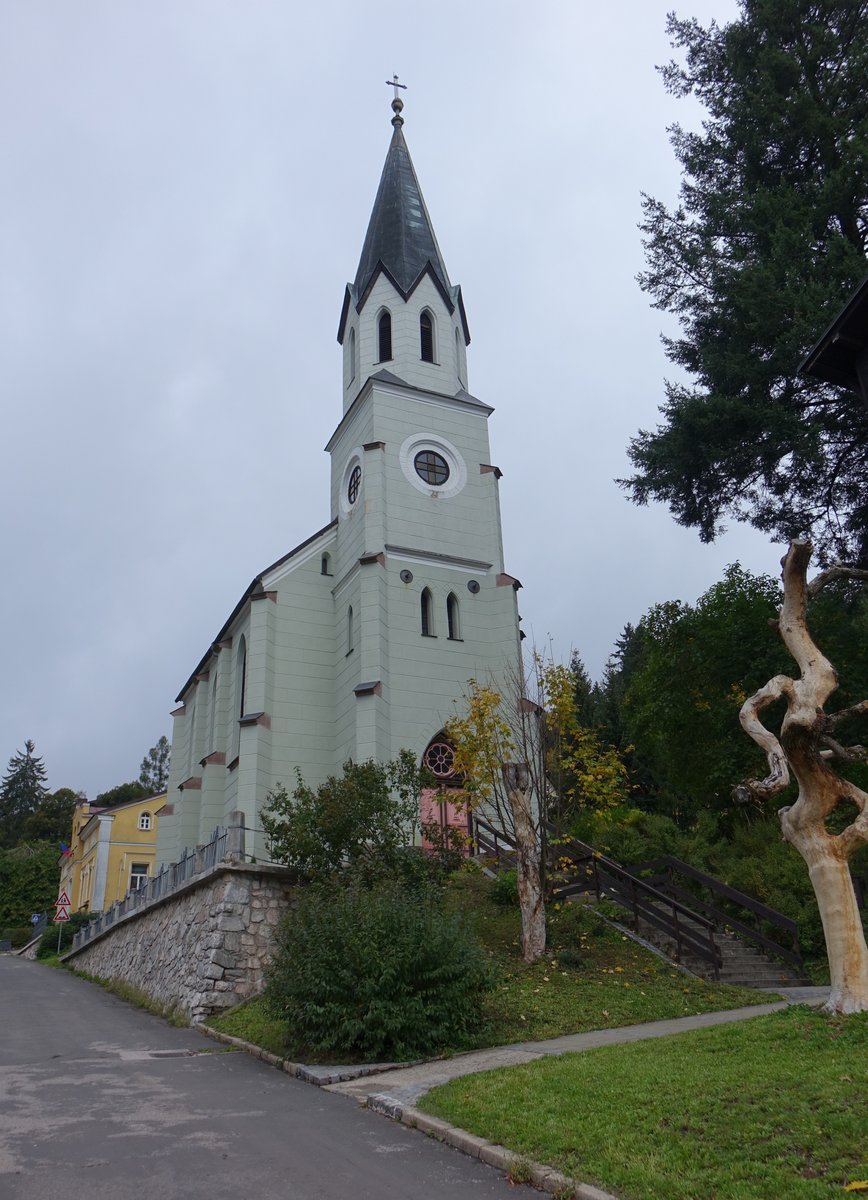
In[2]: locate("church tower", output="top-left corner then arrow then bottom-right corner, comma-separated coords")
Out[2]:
158,91 -> 522,866
327,88 -> 521,770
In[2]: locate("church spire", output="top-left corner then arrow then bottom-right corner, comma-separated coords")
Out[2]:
351,84 -> 453,305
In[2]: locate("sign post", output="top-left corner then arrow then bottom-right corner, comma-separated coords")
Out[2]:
54,892 -> 71,955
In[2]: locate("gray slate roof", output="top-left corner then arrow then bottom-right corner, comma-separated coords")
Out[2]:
353,123 -> 451,302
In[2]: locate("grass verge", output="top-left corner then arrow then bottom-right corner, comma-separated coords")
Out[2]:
56,962 -> 190,1026
209,872 -> 772,1061
419,1005 -> 868,1200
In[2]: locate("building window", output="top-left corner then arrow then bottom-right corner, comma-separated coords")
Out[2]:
138,812 -> 152,832
414,450 -> 450,486
420,310 -> 434,362
421,588 -> 434,637
321,553 -> 331,576
347,465 -> 362,505
348,327 -> 356,383
130,863 -> 149,891
378,311 -> 392,362
446,593 -> 460,640
237,636 -> 248,719
424,740 -> 457,779
347,605 -> 354,653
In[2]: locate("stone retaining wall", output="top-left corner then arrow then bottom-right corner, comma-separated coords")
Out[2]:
63,862 -> 296,1022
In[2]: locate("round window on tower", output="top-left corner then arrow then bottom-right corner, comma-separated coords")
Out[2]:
347,465 -> 362,506
399,434 -> 467,498
413,450 -> 450,487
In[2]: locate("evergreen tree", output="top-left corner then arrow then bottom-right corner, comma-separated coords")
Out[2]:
138,735 -> 170,795
0,740 -> 49,849
625,1 -> 868,563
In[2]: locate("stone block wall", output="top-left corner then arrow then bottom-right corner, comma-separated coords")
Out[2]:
64,862 -> 296,1023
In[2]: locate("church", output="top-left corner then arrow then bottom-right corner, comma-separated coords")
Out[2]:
157,90 -> 524,867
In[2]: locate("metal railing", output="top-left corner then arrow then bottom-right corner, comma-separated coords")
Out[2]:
70,814 -> 245,953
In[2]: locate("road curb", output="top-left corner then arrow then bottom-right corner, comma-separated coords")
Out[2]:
378,1098 -> 617,1200
198,1024 -> 419,1085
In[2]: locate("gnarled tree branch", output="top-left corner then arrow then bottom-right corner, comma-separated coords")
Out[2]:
734,675 -> 794,802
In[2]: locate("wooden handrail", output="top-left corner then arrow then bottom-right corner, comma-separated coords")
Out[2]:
635,854 -> 803,966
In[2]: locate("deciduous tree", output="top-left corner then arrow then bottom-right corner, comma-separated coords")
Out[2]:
625,1 -> 868,563
139,735 -> 170,794
736,541 -> 868,1012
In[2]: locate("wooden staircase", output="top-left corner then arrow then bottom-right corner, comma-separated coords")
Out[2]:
472,816 -> 810,988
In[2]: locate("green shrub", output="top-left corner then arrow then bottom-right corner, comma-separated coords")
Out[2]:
36,912 -> 95,958
0,926 -> 35,948
491,868 -> 518,908
266,878 -> 494,1060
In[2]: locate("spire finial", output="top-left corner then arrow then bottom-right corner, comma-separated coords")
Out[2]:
385,74 -> 407,127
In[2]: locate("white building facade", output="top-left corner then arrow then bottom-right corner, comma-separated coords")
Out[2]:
158,96 -> 523,865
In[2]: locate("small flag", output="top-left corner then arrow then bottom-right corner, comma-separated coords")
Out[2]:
59,843 -> 72,857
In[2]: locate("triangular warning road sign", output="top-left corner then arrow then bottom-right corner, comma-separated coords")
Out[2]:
56,891 -> 71,907
54,906 -> 70,923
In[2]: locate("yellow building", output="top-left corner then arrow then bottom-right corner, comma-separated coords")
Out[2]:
60,793 -> 167,913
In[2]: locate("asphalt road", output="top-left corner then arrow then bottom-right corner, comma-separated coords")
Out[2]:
0,956 -> 519,1200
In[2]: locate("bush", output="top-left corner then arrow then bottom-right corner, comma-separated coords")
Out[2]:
266,878 -> 494,1060
0,926 -> 34,948
491,868 -> 519,908
36,911 -> 95,958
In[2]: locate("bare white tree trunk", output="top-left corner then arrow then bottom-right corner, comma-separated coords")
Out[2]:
503,764 -> 546,963
737,540 -> 868,1014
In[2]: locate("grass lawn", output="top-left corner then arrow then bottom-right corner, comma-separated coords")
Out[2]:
420,1005 -> 868,1200
208,871 -> 772,1061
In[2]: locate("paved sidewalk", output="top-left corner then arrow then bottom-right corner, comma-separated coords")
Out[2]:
328,989 -> 830,1111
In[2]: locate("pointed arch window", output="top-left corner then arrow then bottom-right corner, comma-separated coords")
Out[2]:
237,636 -> 248,720
347,606 -> 354,653
421,588 -> 434,637
420,310 -> 434,362
348,327 -> 356,384
378,311 -> 392,362
446,592 -> 461,640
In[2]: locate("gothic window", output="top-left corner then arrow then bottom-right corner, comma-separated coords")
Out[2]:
421,588 -> 434,636
237,636 -> 247,719
446,592 -> 460,640
138,812 -> 152,832
348,327 -> 356,383
378,310 -> 392,362
207,669 -> 218,753
420,310 -> 434,362
424,739 -> 457,780
347,606 -> 354,653
321,553 -> 331,576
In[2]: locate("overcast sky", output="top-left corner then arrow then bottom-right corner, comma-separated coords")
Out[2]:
3,0 -> 782,798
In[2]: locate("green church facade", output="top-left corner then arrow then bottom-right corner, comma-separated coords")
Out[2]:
158,95 -> 523,866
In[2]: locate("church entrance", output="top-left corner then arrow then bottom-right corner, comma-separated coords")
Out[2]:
419,737 -> 471,853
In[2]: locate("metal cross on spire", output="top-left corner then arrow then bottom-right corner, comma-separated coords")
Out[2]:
386,74 -> 407,101
385,74 -> 407,127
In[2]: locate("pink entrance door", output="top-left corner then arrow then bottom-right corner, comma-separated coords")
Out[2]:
420,787 -> 470,852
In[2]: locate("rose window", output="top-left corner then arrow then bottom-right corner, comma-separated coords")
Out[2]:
424,742 -> 456,778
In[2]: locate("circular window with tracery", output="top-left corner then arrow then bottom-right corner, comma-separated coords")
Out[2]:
424,741 -> 456,778
347,464 -> 362,505
414,450 -> 450,487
